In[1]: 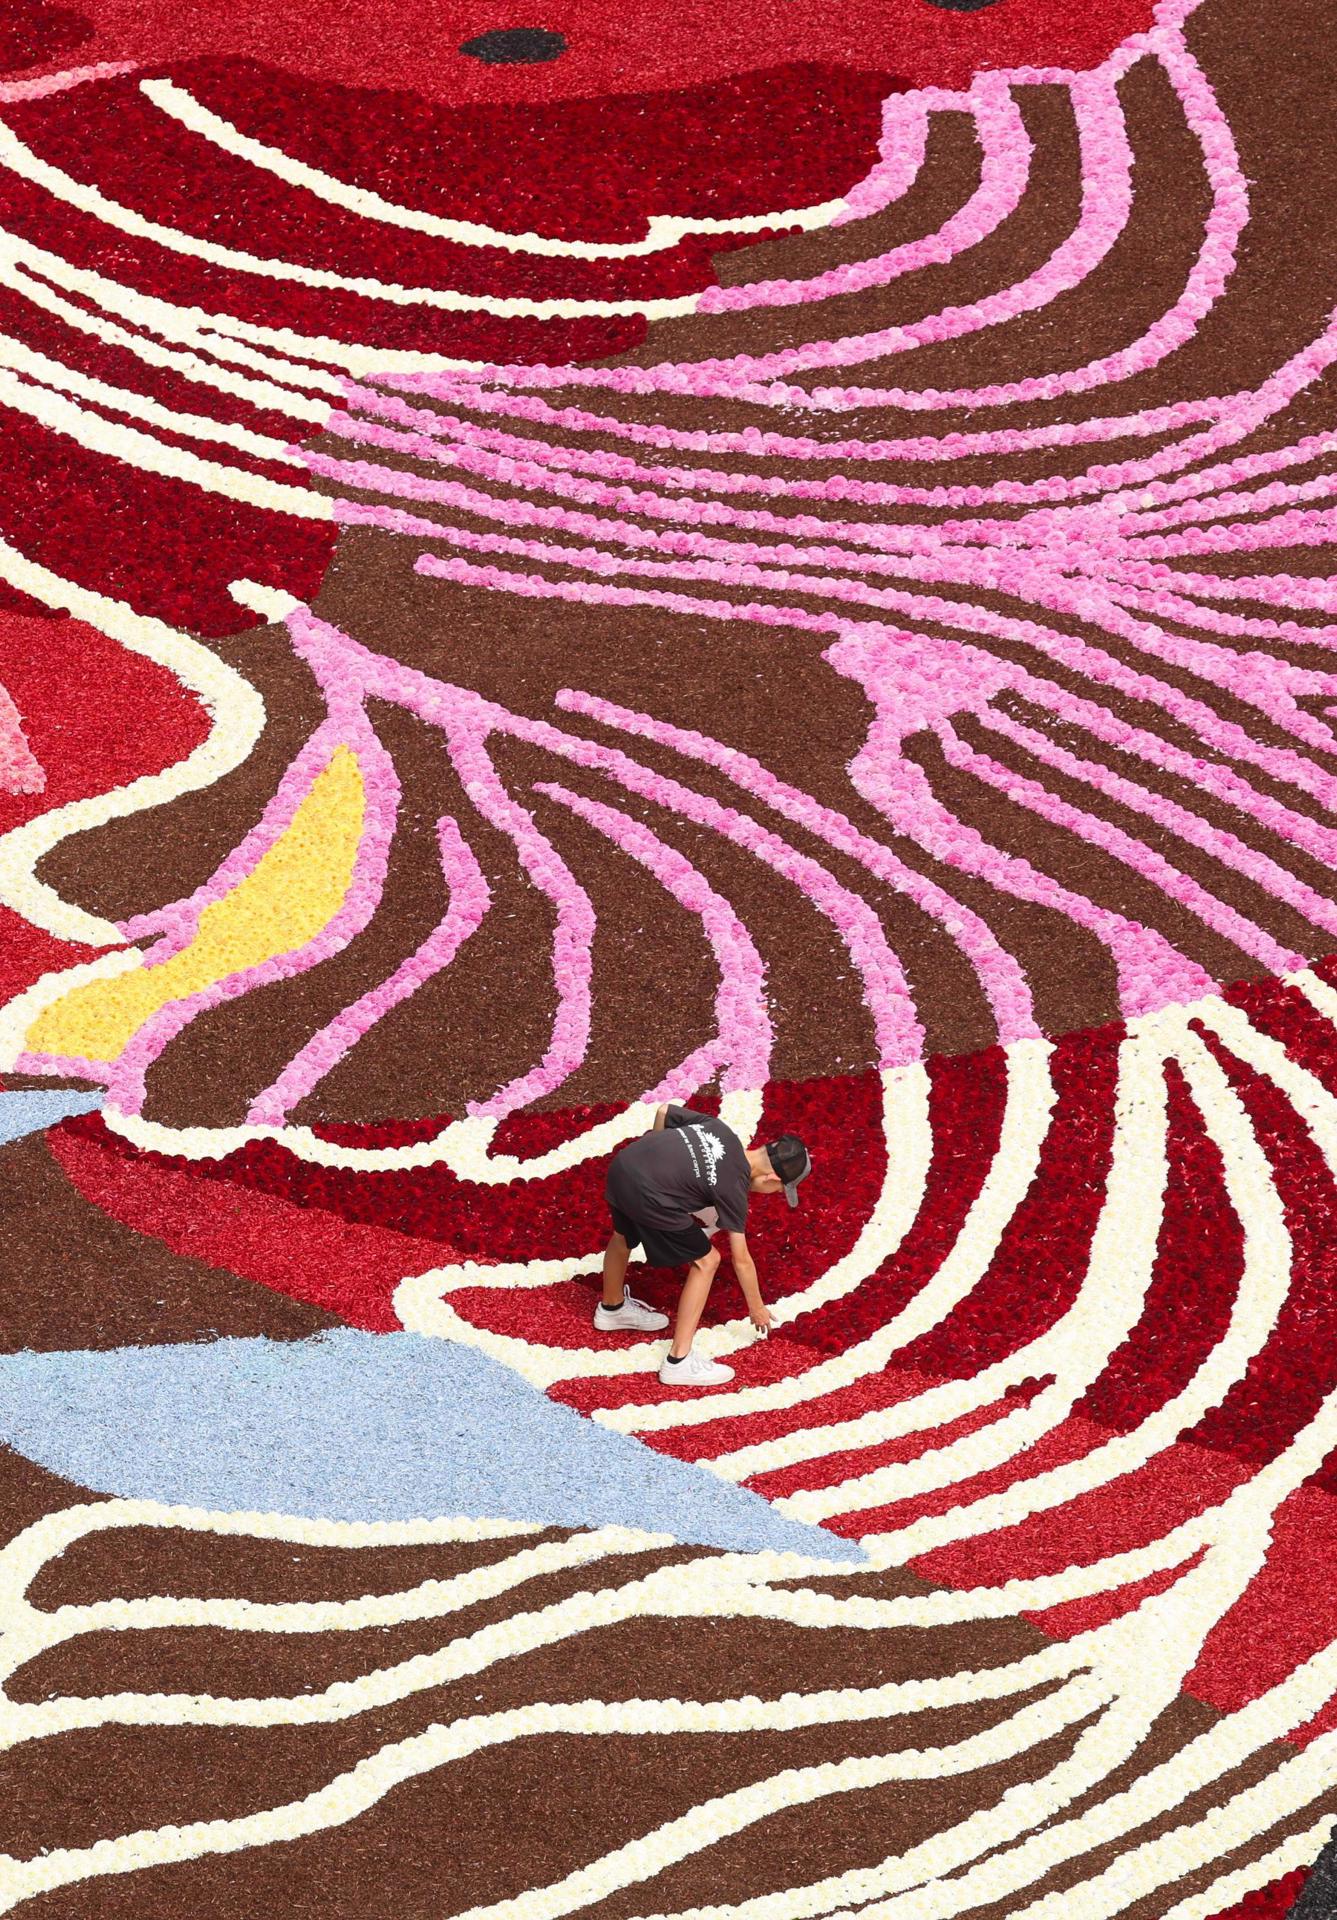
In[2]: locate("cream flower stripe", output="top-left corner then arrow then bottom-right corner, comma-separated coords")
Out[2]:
0,322 -> 304,461
141,78 -> 853,261
0,1675 -> 1108,1916
392,1067 -> 931,1385
0,116 -> 700,320
777,1014 -> 1173,1523
441,1676 -> 1113,1920
595,1038 -> 1054,1435
0,360 -> 328,518
0,537 -> 265,947
0,1494 -> 1089,1914
803,1015 -> 1290,1558
6,257 -> 332,420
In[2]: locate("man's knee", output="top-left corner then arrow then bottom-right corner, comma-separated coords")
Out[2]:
693,1245 -> 721,1278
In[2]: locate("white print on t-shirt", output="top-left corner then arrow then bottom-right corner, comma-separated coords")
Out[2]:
677,1124 -> 726,1189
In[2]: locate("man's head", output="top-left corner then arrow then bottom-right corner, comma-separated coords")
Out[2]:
748,1134 -> 812,1207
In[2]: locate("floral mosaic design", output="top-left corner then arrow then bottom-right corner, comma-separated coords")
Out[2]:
0,0 -> 1335,1913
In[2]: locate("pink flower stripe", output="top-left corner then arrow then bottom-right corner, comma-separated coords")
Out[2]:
117,633 -> 379,957
396,530 -> 1337,1011
532,780 -> 774,1092
105,703 -> 398,1114
784,25 -> 1246,413
552,683 -> 1036,1044
933,720 -> 1302,976
830,92 -> 930,229
972,703 -> 1337,945
1110,581 -> 1337,647
843,688 -> 1215,1015
245,813 -> 492,1126
406,524 -> 1337,882
0,61 -> 136,102
359,128 -> 1337,540
696,77 -> 1030,318
350,377 -> 1224,489
0,675 -> 43,796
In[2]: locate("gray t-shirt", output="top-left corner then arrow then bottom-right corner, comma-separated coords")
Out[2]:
606,1105 -> 751,1236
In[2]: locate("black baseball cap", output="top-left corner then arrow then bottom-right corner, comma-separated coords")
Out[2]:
766,1133 -> 812,1208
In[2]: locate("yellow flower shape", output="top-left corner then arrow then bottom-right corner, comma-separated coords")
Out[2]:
28,746 -> 365,1065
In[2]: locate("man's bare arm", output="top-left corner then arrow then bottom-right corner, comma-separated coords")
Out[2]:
651,1103 -> 668,1132
727,1232 -> 773,1329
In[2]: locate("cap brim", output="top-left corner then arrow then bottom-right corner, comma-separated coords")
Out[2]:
784,1182 -> 801,1208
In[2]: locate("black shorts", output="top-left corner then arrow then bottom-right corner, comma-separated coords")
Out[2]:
608,1205 -> 712,1270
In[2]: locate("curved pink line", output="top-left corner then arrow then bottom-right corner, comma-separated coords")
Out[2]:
534,780 -> 773,1091
932,719 -> 1302,976
0,61 -> 135,102
697,79 -> 1026,317
553,684 -> 1035,1046
347,377 -> 1221,492
856,721 -> 1214,1017
101,710 -> 399,1116
973,703 -> 1337,945
1109,582 -> 1337,648
245,813 -> 492,1126
831,92 -> 931,229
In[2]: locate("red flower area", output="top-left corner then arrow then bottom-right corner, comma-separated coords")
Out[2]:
0,0 -> 1157,637
8,0 -> 1157,98
1203,1870 -> 1311,1920
0,603 -> 210,1002
36,981 -> 1337,1728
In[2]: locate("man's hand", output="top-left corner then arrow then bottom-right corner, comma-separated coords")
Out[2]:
651,1103 -> 668,1132
728,1232 -> 769,1331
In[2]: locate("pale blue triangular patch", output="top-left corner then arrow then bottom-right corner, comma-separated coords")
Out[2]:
0,1329 -> 865,1563
0,1087 -> 103,1145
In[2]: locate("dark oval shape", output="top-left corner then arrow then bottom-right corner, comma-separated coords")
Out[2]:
458,26 -> 568,63
924,0 -> 1006,10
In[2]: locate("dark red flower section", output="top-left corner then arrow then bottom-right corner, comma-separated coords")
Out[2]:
0,400 -> 336,638
31,971 -> 1337,1735
29,0 -> 1156,101
0,0 -> 92,75
0,58 -> 899,634
0,604 -> 210,999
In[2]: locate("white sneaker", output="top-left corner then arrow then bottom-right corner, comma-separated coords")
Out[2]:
657,1350 -> 735,1388
593,1290 -> 670,1333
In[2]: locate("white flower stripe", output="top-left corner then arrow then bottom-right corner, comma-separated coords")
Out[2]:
141,78 -> 852,262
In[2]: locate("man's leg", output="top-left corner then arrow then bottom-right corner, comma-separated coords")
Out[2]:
601,1231 -> 632,1309
669,1246 -> 721,1357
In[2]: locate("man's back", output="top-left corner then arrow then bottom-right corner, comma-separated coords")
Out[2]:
607,1105 -> 751,1235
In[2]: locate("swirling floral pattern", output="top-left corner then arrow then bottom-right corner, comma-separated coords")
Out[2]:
0,0 -> 1335,1913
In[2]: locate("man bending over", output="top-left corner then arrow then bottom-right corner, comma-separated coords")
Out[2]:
594,1102 -> 812,1387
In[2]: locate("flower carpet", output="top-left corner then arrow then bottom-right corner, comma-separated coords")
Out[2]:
0,0 -> 1336,1913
